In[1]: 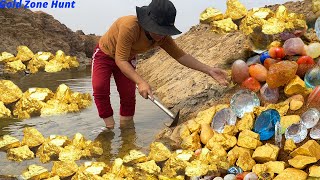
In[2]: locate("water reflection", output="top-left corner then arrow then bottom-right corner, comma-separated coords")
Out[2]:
0,68 -> 168,175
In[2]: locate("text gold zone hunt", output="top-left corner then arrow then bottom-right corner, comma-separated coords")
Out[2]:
0,0 -> 76,8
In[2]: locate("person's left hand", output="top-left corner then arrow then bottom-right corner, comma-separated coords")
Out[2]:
208,67 -> 229,86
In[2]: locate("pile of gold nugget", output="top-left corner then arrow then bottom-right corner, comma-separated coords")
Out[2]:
0,80 -> 92,119
0,46 -> 80,74
199,0 -> 307,35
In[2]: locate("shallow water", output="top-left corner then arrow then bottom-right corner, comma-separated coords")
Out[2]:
0,68 -> 169,176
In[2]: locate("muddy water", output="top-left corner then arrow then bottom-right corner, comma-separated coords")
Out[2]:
0,68 -> 169,176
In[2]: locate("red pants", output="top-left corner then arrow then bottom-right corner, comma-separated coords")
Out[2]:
91,45 -> 136,118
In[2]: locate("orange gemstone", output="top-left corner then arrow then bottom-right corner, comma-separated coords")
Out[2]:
269,47 -> 285,59
242,77 -> 261,92
249,64 -> 268,82
264,58 -> 280,70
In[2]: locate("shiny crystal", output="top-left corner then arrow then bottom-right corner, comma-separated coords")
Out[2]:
275,121 -> 282,147
230,90 -> 260,118
310,122 -> 320,140
304,66 -> 320,89
300,108 -> 320,129
211,108 -> 237,133
254,109 -> 280,141
285,123 -> 308,143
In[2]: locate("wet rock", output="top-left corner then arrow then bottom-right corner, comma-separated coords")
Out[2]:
273,168 -> 307,180
252,143 -> 280,163
122,149 -> 147,165
0,101 -> 11,118
136,160 -> 161,175
0,80 -> 23,104
148,142 -> 171,162
288,155 -> 317,169
4,60 -> 26,74
7,145 -> 34,162
0,135 -> 20,150
51,161 -> 78,178
21,127 -> 45,148
20,164 -> 50,180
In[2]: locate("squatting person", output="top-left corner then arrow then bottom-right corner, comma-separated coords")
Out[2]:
91,0 -> 228,129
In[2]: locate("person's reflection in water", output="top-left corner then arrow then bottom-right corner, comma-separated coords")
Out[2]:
94,129 -> 115,164
117,120 -> 140,159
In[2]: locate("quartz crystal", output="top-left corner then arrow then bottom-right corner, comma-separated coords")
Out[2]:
275,121 -> 282,147
227,166 -> 243,175
285,123 -> 308,143
260,83 -> 279,104
310,122 -> 320,140
300,108 -> 320,129
304,66 -> 320,89
211,108 -> 237,133
230,90 -> 260,118
254,109 -> 280,140
246,55 -> 261,66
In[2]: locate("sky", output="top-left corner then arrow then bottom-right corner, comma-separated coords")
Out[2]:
36,0 -> 300,36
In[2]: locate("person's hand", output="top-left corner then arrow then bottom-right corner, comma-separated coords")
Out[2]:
208,67 -> 229,86
137,80 -> 154,100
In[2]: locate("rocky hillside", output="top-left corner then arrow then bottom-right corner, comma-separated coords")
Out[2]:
137,0 -> 319,122
0,8 -> 99,65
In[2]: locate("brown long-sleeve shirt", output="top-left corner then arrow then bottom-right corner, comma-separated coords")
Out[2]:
99,15 -> 186,61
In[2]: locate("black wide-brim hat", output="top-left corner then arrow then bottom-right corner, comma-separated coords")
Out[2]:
136,0 -> 182,36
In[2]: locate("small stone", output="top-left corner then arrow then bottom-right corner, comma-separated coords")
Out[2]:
266,61 -> 298,88
211,108 -> 237,133
227,166 -> 243,175
246,55 -> 261,66
181,132 -> 201,151
284,75 -> 312,96
274,121 -> 282,147
260,52 -> 271,64
288,155 -> 317,169
284,139 -> 297,152
305,66 -> 320,89
224,174 -> 236,180
223,125 -> 238,136
252,143 -> 280,163
310,122 -> 320,140
230,90 -> 260,118
306,43 -> 320,58
227,146 -> 253,165
237,130 -> 262,150
187,119 -> 201,133
283,37 -> 306,56
301,108 -> 320,129
260,83 -> 279,104
206,133 -> 237,151
249,64 -> 268,82
236,112 -> 255,131
252,164 -> 268,176
232,60 -> 250,84
213,177 -> 224,180
309,166 -> 320,177
289,99 -> 304,111
0,135 -> 20,150
241,77 -> 261,92
244,172 -> 258,180
264,161 -> 286,174
254,109 -> 280,140
236,152 -> 256,171
7,145 -> 34,162
290,140 -> 320,160
22,127 -> 45,148
307,86 -> 320,108
285,123 -> 308,143
268,47 -> 285,59
21,164 -> 50,180
263,58 -> 280,70
280,115 -> 301,134
273,168 -> 307,180
194,106 -> 216,125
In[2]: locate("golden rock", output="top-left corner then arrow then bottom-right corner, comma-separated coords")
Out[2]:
123,149 -> 147,164
280,115 -> 301,134
200,7 -> 224,24
196,148 -> 210,163
179,124 -> 190,140
26,88 -> 54,102
46,175 -> 60,180
0,135 -> 20,150
227,146 -> 253,165
252,143 -> 280,163
289,99 -> 304,111
309,165 -> 320,177
7,145 -> 34,162
71,133 -> 87,149
200,123 -> 214,144
181,132 -> 201,151
284,139 -> 297,152
15,46 -> 34,62
13,95 -> 46,119
265,161 -> 286,174
262,17 -> 286,34
185,160 -> 209,177
236,152 -> 256,171
158,175 -> 184,180
273,168 -> 307,180
236,112 -> 255,132
252,164 -> 268,176
22,127 -> 45,148
194,106 -> 216,125
59,145 -> 82,161
40,100 -> 69,117
45,60 -> 64,73
206,143 -> 227,160
71,172 -> 104,180
148,142 -> 171,162
207,133 -> 237,151
83,141 -> 103,157
268,41 -> 282,48
136,160 -> 161,175
66,56 -> 79,68
162,150 -> 192,177
0,80 -> 23,104
225,0 -> 247,20
36,52 -> 54,61
27,57 -> 48,74
223,125 -> 238,136
51,161 -> 78,178
0,101 -> 11,118
82,162 -> 109,176
237,130 -> 262,149
102,173 -> 117,180
36,135 -> 69,163
70,92 -> 92,109
0,52 -> 15,63
239,8 -> 272,35
111,158 -> 124,175
211,18 -> 238,33
288,155 -> 317,169
284,76 -> 312,97
5,60 -> 26,73
254,101 -> 289,117
313,0 -> 320,15
290,140 -> 320,160
186,119 -> 200,133
21,164 -> 50,180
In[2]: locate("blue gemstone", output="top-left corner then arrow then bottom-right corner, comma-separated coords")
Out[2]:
260,52 -> 271,64
254,109 -> 280,140
227,166 -> 243,175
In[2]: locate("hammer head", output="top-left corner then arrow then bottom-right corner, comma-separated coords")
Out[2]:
164,110 -> 180,128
